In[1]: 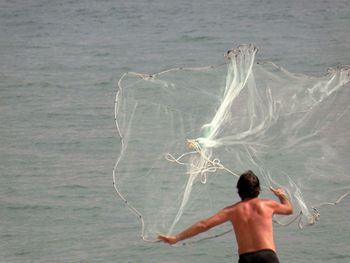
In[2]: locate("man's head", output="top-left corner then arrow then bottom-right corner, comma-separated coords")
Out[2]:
237,170 -> 261,200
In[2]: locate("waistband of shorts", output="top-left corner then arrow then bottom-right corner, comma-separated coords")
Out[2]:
239,249 -> 276,257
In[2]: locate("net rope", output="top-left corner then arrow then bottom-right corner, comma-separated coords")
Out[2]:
113,44 -> 350,243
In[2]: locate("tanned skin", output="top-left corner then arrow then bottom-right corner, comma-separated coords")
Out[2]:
158,187 -> 293,255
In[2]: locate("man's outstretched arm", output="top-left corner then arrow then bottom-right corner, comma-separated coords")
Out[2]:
158,209 -> 230,245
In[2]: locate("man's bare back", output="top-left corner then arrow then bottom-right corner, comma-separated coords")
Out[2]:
224,189 -> 292,254
158,171 -> 293,262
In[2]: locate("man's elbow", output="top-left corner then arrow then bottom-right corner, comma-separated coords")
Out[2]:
286,205 -> 294,215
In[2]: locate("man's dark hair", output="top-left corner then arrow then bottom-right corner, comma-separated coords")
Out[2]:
237,170 -> 261,200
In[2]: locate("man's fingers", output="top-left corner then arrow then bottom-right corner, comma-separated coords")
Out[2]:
158,234 -> 174,244
270,187 -> 278,192
270,187 -> 284,195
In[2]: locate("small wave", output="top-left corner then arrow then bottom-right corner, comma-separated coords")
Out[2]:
6,204 -> 52,211
177,35 -> 216,43
95,52 -> 110,57
54,184 -> 88,190
15,250 -> 31,256
1,233 -> 14,239
328,254 -> 350,260
72,206 -> 101,212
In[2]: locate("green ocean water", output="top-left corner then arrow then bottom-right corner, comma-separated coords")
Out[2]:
1,0 -> 349,262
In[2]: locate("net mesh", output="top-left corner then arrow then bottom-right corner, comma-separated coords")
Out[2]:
114,44 -> 350,242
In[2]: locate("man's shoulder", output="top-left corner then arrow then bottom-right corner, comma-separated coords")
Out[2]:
255,198 -> 277,205
222,201 -> 241,211
253,198 -> 281,212
257,198 -> 275,202
222,198 -> 276,210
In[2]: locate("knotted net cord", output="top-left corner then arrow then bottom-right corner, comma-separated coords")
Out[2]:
114,44 -> 350,243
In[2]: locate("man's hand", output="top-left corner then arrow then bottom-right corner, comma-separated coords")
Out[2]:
158,234 -> 178,245
270,187 -> 287,199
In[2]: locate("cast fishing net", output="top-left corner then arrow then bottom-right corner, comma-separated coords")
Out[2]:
113,44 -> 350,243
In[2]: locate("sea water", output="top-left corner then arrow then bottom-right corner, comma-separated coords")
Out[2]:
0,0 -> 349,262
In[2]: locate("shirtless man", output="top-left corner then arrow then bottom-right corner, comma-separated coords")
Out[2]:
158,170 -> 293,263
